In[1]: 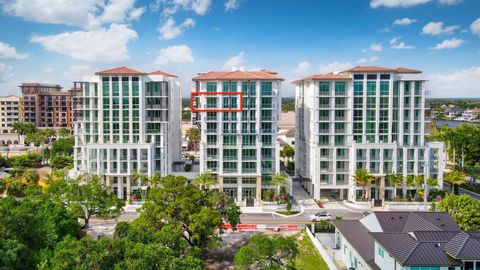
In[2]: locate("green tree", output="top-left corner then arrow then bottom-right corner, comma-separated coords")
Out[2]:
438,194 -> 480,230
212,191 -> 241,230
445,170 -> 466,194
353,168 -> 375,200
50,156 -> 73,170
21,169 -> 40,185
56,175 -> 124,228
234,235 -> 299,270
280,144 -> 294,165
51,137 -> 75,156
193,172 -> 215,191
269,172 -> 289,196
0,195 -> 80,269
186,128 -> 200,153
11,122 -> 36,144
133,175 -> 223,248
405,175 -> 416,199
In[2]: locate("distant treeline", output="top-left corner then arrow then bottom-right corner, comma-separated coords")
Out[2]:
427,98 -> 480,109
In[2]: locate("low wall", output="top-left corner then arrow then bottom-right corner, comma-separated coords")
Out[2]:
385,201 -> 430,211
343,200 -> 371,210
305,227 -> 339,270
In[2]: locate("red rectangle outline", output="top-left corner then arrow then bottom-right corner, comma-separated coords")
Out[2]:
190,92 -> 243,112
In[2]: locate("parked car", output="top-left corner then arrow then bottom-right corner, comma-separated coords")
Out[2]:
309,211 -> 332,222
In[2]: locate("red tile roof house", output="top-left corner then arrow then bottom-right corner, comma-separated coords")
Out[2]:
331,211 -> 480,270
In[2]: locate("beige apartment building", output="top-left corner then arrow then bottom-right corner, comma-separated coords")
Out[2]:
0,95 -> 22,145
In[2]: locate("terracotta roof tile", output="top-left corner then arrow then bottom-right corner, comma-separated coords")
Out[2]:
342,66 -> 422,74
96,66 -> 146,75
148,70 -> 178,78
293,73 -> 351,83
192,70 -> 283,81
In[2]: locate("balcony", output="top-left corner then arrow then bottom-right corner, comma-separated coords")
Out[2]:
206,129 -> 218,134
242,168 -> 257,173
242,156 -> 256,161
261,129 -> 275,134
261,116 -> 274,121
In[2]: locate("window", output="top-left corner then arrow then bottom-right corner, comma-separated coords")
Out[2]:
380,81 -> 389,96
378,246 -> 384,258
318,136 -> 329,145
207,82 -> 217,92
367,82 -> 376,96
319,82 -> 330,95
335,82 -> 346,95
261,82 -> 272,96
354,82 -> 363,96
223,177 -> 237,184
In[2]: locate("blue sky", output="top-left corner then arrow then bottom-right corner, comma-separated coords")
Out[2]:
0,0 -> 479,98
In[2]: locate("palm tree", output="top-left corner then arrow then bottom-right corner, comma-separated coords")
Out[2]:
186,128 -> 200,153
193,172 -> 215,191
445,170 -> 466,194
268,172 -> 289,196
405,175 -> 416,199
353,168 -> 376,201
386,172 -> 403,199
426,176 -> 438,199
11,122 -> 25,143
414,175 -> 425,200
132,170 -> 149,199
57,128 -> 70,138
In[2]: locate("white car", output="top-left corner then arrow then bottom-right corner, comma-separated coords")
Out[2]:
309,211 -> 333,222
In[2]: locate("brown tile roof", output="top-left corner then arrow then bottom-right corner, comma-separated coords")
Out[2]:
96,66 -> 146,75
342,66 -> 422,74
293,73 -> 351,83
192,70 -> 284,81
148,70 -> 178,78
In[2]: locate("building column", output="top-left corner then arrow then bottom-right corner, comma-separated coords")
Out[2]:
237,186 -> 242,203
340,189 -> 344,200
126,176 -> 131,199
117,177 -> 123,199
256,176 -> 262,206
218,176 -> 224,193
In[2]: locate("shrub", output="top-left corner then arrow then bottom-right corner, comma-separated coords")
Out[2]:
286,199 -> 292,213
184,164 -> 192,172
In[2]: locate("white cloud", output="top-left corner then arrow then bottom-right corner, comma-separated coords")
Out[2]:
0,41 -> 28,59
159,0 -> 212,16
224,51 -> 245,69
422,21 -> 460,35
471,18 -> 480,36
438,0 -> 461,5
390,37 -> 415,49
30,24 -> 138,62
155,45 -> 194,65
393,17 -> 417,26
0,0 -> 144,30
427,66 -> 480,98
43,67 -> 54,74
101,0 -> 135,24
158,17 -> 195,40
370,43 -> 383,51
0,62 -> 13,82
63,65 -> 94,82
128,7 -> 145,21
318,61 -> 352,73
357,56 -> 379,64
295,61 -> 311,73
391,42 -> 415,50
370,0 -> 431,8
225,0 -> 239,11
431,38 -> 465,50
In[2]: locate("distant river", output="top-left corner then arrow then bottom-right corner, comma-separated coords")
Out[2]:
435,120 -> 480,128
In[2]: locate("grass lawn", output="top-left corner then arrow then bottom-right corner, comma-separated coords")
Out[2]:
295,231 -> 329,270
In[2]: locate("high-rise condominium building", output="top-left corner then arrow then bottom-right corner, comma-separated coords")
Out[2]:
294,66 -> 444,201
73,67 -> 181,199
192,69 -> 283,206
0,95 -> 22,145
20,83 -> 75,129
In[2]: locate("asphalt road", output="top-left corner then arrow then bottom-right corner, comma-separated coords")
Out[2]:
240,208 -> 365,225
443,182 -> 480,200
